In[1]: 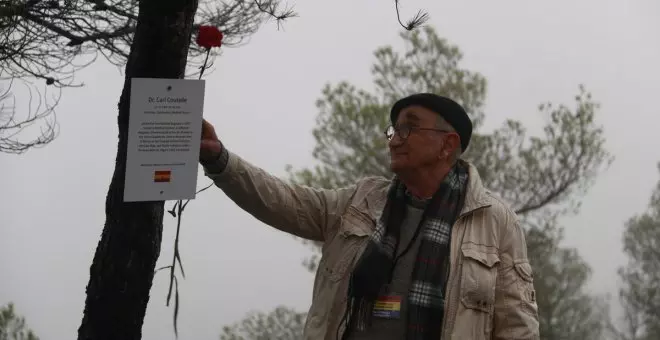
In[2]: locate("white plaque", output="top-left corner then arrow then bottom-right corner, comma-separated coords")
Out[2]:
124,78 -> 206,202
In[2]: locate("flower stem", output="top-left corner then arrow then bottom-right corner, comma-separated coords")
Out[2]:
199,48 -> 211,79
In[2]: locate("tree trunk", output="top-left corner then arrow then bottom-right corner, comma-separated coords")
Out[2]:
77,1 -> 199,339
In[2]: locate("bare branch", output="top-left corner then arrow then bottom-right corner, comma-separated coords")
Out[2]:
394,0 -> 429,30
253,0 -> 297,29
66,25 -> 135,47
0,77 -> 59,154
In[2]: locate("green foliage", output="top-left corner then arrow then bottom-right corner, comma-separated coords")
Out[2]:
284,25 -> 613,340
613,163 -> 660,340
0,303 -> 39,340
526,221 -> 609,340
219,306 -> 306,340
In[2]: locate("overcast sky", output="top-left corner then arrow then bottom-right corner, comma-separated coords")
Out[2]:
2,0 -> 659,339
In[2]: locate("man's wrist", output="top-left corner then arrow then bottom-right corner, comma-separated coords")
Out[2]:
201,143 -> 229,174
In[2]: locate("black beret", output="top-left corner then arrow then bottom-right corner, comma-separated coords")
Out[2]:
390,93 -> 473,153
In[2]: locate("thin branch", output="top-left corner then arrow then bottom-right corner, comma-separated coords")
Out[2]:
514,176 -> 576,215
0,77 -> 59,154
394,0 -> 429,31
253,0 -> 297,29
67,25 -> 135,46
21,12 -> 81,43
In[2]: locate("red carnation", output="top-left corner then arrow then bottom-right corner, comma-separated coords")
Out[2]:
196,25 -> 223,49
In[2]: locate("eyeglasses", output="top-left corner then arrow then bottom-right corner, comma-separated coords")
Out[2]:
384,124 -> 452,141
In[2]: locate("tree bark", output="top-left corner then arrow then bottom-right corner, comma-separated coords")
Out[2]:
78,1 -> 199,339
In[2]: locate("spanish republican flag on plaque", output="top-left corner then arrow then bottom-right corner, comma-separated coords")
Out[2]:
154,170 -> 171,183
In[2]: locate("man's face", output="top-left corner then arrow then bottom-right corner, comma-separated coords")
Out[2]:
388,105 -> 457,173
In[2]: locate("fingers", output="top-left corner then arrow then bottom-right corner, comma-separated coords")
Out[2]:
200,139 -> 222,153
201,119 -> 218,140
199,119 -> 222,163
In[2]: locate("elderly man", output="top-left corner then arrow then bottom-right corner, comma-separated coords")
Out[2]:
199,93 -> 540,340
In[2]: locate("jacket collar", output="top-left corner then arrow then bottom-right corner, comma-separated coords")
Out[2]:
365,160 -> 492,220
459,160 -> 492,216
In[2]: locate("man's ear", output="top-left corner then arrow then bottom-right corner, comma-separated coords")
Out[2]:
444,134 -> 460,158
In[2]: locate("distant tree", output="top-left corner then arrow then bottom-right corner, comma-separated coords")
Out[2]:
285,26 -> 614,339
525,220 -> 610,340
0,303 -> 39,340
219,306 -> 306,340
612,163 -> 660,340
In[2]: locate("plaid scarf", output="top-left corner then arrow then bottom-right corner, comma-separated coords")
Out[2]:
343,161 -> 469,340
